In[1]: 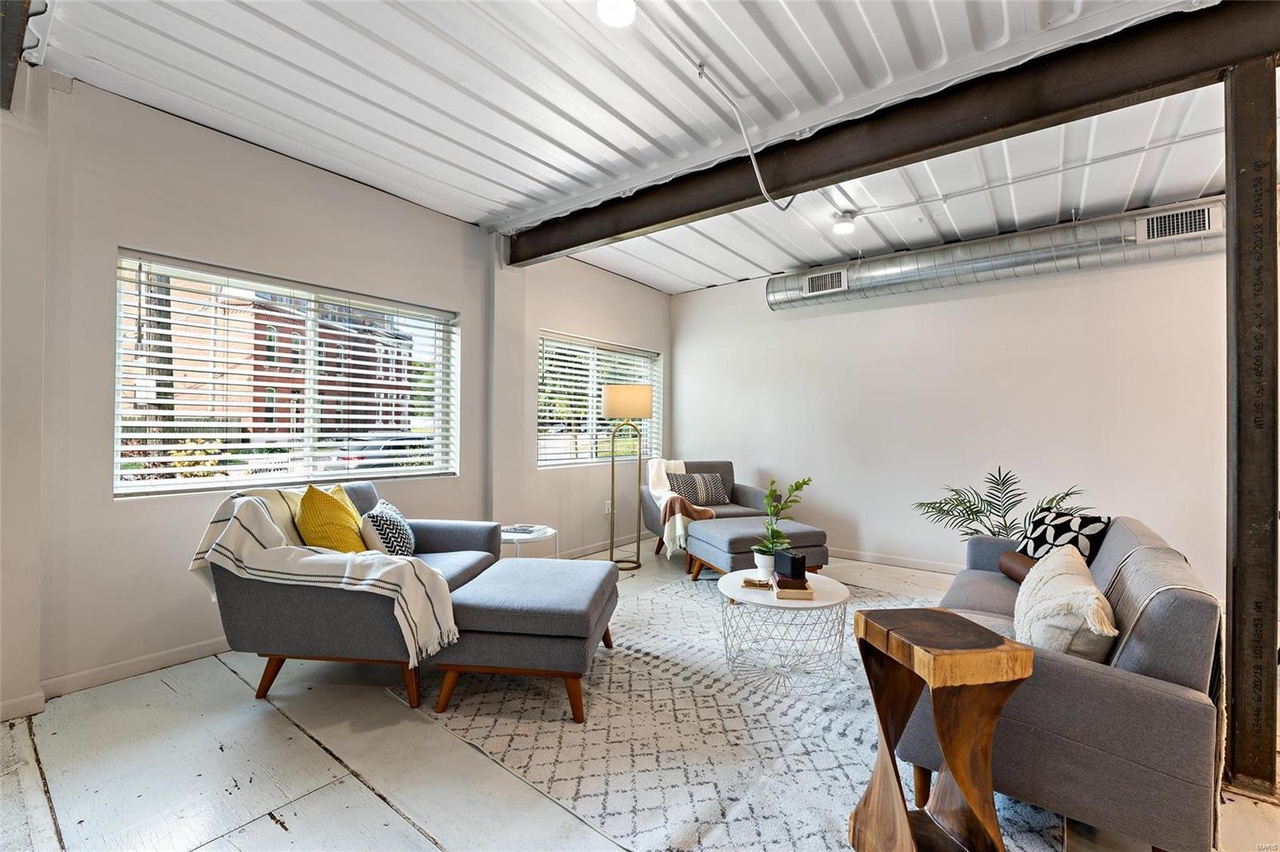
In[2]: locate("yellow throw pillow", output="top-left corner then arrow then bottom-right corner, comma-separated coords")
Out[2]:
328,483 -> 361,521
295,484 -> 366,552
284,484 -> 359,524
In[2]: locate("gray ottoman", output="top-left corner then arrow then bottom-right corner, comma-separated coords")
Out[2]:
686,517 -> 828,580
432,557 -> 618,723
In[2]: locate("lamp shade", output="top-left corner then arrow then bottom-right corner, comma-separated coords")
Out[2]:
603,384 -> 653,420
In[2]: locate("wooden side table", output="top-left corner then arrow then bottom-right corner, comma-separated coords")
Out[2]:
848,608 -> 1033,852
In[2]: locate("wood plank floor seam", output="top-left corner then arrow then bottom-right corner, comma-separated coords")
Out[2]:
213,655 -> 447,852
25,716 -> 65,852
187,773 -> 355,851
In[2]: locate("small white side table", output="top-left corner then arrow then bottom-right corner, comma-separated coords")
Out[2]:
716,571 -> 851,694
501,525 -> 559,557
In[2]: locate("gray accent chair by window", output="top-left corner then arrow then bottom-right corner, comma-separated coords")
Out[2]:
209,481 -> 501,709
896,517 -> 1222,852
640,460 -> 767,550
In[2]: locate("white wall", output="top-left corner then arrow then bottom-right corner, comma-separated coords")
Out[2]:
2,77 -> 491,711
0,75 -> 671,715
490,254 -> 671,557
671,257 -> 1228,598
1,66 -> 51,719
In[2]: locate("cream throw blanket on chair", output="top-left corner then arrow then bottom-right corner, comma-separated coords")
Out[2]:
650,459 -> 720,555
190,488 -> 458,665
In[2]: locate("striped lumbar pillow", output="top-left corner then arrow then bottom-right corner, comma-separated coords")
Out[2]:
666,472 -> 730,506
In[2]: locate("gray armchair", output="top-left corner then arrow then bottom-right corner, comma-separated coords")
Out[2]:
210,481 -> 500,708
640,460 -> 767,543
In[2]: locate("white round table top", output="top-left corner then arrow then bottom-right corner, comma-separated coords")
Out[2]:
716,570 -> 851,611
500,525 -> 557,542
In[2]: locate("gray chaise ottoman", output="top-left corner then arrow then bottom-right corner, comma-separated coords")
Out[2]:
685,517 -> 828,580
432,557 -> 618,723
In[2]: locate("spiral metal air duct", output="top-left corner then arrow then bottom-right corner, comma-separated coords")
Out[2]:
765,197 -> 1225,311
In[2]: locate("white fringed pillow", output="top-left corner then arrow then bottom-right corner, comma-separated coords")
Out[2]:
1013,545 -> 1119,662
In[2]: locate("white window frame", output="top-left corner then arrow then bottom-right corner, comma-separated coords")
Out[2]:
113,250 -> 461,496
536,331 -> 663,469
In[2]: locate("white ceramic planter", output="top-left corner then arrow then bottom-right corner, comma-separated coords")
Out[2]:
753,551 -> 774,582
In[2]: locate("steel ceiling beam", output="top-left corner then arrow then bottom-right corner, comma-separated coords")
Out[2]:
1224,53 -> 1278,800
0,0 -> 31,112
507,0 -> 1280,266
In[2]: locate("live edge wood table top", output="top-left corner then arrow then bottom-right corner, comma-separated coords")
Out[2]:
848,608 -> 1034,852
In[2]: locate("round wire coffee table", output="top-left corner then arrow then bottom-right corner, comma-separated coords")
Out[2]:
717,571 -> 852,694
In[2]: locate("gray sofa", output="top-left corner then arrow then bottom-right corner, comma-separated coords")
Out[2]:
211,481 -> 501,707
640,460 -> 767,541
896,517 -> 1222,852
211,481 -> 618,721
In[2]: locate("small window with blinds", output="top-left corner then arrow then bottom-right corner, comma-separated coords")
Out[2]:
537,332 -> 662,468
114,251 -> 460,496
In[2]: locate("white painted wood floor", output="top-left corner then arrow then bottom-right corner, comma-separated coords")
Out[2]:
2,553 -> 1276,851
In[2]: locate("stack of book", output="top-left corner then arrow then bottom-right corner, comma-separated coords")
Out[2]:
502,524 -> 546,535
774,574 -> 814,600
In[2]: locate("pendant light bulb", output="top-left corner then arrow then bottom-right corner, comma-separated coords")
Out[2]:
597,0 -> 636,28
832,211 -> 858,235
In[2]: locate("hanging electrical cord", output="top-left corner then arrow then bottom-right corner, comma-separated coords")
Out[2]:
638,6 -> 796,212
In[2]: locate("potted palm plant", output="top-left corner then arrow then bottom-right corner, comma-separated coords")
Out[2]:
751,477 -> 812,581
912,466 -> 1087,539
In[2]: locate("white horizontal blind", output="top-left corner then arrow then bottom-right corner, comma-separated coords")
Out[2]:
114,252 -> 460,496
537,332 -> 662,467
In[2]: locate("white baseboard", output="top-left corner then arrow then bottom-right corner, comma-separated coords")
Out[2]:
556,533 -> 656,561
39,637 -> 231,701
828,547 -> 961,576
1,690 -> 46,721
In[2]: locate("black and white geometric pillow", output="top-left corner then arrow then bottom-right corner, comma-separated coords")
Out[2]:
666,472 -> 730,506
1017,510 -> 1111,563
360,499 -> 416,556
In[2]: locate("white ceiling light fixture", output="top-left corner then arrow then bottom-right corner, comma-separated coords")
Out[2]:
597,0 -> 636,28
832,212 -> 858,235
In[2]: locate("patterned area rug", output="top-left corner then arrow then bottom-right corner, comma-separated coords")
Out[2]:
397,579 -> 1060,851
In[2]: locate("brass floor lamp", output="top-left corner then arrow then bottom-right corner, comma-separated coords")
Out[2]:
604,384 -> 652,571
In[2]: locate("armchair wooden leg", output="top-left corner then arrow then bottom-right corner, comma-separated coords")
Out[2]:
564,676 -> 585,723
402,664 -> 420,709
655,538 -> 664,556
690,559 -> 704,581
602,627 -> 614,649
436,669 -> 460,714
685,551 -> 692,574
255,656 -> 286,699
913,764 -> 932,808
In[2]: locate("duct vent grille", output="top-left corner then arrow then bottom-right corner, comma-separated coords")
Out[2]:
1141,206 -> 1218,242
805,270 -> 846,295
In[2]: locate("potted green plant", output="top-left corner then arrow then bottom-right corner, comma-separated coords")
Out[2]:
751,477 -> 812,580
912,466 -> 1088,540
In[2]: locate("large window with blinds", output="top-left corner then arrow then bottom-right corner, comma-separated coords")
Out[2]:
536,332 -> 662,468
114,251 -> 460,496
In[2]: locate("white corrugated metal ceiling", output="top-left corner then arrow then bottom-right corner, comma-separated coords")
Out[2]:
25,0 -> 1267,293
577,80 -> 1280,292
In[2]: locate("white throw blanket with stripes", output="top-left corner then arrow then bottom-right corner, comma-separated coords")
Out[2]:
189,489 -> 457,665
649,458 -> 689,554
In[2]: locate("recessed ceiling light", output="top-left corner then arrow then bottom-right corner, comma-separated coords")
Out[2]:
597,0 -> 636,28
832,212 -> 858,235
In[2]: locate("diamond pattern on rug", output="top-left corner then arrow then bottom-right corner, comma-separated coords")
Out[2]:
396,580 -> 1061,852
